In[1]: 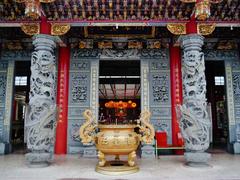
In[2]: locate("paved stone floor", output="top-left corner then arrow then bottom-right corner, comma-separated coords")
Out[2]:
0,153 -> 240,180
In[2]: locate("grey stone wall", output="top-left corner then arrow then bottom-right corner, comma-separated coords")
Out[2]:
67,49 -> 99,154
140,49 -> 172,144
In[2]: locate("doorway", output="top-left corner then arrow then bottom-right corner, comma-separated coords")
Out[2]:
206,61 -> 228,151
98,60 -> 140,124
11,61 -> 30,153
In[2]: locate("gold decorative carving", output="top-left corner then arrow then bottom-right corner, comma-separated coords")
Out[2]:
79,109 -> 97,144
137,109 -> 155,144
180,0 -> 196,2
197,23 -> 216,35
98,41 -> 113,49
39,0 -> 56,2
128,41 -> 142,49
21,23 -> 40,36
51,23 -> 71,36
167,23 -> 186,35
147,41 -> 161,49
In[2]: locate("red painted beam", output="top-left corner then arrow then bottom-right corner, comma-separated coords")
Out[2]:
170,46 -> 183,153
55,47 -> 70,154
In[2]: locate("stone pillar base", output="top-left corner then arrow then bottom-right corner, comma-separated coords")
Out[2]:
141,145 -> 155,158
184,152 -> 211,167
25,152 -> 52,168
83,146 -> 97,158
233,142 -> 240,154
0,143 -> 11,154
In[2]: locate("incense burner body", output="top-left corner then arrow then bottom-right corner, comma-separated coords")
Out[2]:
79,109 -> 154,168
96,125 -> 139,155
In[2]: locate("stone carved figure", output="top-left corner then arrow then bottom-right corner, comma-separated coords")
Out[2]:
178,35 -> 211,154
25,35 -> 56,166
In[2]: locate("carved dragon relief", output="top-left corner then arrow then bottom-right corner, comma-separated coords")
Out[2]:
177,41 -> 211,152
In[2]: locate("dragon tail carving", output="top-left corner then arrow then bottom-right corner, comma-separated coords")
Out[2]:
79,109 -> 97,145
137,109 -> 155,144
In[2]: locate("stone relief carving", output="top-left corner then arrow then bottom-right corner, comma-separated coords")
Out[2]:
101,49 -> 139,59
232,61 -> 240,70
71,74 -> 89,104
70,61 -> 90,71
150,59 -> 169,70
26,35 -> 57,154
141,49 -> 168,59
236,123 -> 240,142
232,73 -> 240,104
178,35 -> 210,152
204,50 -> 239,61
151,74 -> 169,103
1,50 -> 32,60
72,49 -> 99,59
0,75 -> 6,104
0,62 -> 8,70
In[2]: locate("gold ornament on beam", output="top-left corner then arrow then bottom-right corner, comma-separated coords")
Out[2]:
21,23 -> 40,36
197,23 -> 216,35
51,24 -> 71,36
39,0 -> 55,2
167,23 -> 186,35
195,0 -> 211,21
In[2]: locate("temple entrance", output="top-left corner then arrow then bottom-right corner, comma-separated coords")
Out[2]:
98,60 -> 141,124
206,61 -> 228,151
11,61 -> 30,153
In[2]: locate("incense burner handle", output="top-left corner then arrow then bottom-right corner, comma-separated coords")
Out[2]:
79,109 -> 97,145
137,109 -> 155,144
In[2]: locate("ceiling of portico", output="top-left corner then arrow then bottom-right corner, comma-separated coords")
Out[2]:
0,0 -> 239,22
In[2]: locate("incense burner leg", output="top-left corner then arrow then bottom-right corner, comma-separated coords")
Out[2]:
128,151 -> 136,167
98,151 -> 106,167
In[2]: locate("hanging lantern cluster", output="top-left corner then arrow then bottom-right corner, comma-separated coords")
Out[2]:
105,100 -> 137,109
180,0 -> 222,21
24,0 -> 41,20
195,0 -> 211,21
15,0 -> 55,19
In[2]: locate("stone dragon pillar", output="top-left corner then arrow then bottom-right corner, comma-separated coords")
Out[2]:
178,34 -> 211,166
25,34 -> 57,167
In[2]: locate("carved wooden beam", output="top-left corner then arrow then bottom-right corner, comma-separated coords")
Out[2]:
167,23 -> 187,35
197,23 -> 216,35
21,23 -> 40,36
51,23 -> 71,36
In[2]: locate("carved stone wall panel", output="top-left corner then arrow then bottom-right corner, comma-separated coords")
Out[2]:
151,119 -> 172,144
101,49 -> 139,60
0,62 -> 8,71
204,50 -> 239,61
0,108 -> 4,139
232,61 -> 240,71
71,49 -> 99,60
232,72 -> 240,105
1,51 -> 31,61
150,59 -> 169,71
69,72 -> 90,106
0,74 -> 7,104
141,49 -> 168,60
149,73 -> 171,106
68,107 -> 87,119
67,120 -> 84,147
141,60 -> 149,110
150,107 -> 171,119
70,60 -> 90,71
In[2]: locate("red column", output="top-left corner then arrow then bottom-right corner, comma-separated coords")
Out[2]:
40,16 -> 51,34
170,46 -> 183,152
186,16 -> 198,34
55,47 -> 70,154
